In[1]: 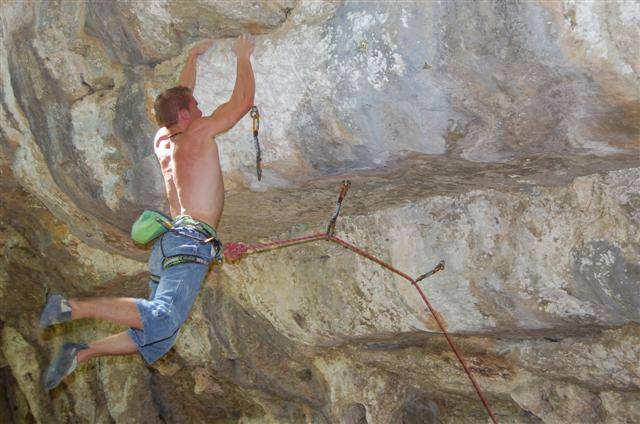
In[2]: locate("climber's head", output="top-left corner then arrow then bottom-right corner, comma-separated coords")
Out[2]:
153,86 -> 202,129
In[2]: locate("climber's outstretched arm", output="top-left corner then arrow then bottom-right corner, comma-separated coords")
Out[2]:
178,39 -> 213,91
191,34 -> 255,138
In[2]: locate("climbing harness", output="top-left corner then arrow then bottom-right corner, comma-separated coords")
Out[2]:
224,181 -> 498,423
250,106 -> 262,181
131,214 -> 224,271
171,216 -> 224,262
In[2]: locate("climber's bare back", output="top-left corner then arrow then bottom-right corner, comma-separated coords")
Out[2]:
154,112 -> 225,229
152,34 -> 255,229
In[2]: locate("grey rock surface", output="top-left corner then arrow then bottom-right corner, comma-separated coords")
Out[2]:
1,0 -> 639,422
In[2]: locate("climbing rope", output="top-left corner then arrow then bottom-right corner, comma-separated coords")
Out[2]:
224,181 -> 498,423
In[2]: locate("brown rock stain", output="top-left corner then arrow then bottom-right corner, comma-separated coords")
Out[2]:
590,101 -> 640,150
467,354 -> 514,380
425,308 -> 449,332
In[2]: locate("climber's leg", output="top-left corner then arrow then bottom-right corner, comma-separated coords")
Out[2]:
77,331 -> 138,364
68,297 -> 143,329
41,238 -> 164,330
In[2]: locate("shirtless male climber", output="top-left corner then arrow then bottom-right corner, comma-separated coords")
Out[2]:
40,34 -> 255,390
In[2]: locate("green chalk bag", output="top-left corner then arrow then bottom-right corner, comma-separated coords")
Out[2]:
131,210 -> 173,246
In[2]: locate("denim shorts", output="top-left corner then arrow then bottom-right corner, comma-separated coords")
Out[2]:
127,225 -> 216,364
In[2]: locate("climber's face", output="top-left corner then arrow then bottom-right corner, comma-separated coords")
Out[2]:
188,95 -> 203,120
177,94 -> 202,126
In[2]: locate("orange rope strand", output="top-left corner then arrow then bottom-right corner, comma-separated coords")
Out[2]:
227,233 -> 498,423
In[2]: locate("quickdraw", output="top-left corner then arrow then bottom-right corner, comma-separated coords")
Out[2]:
250,106 -> 262,181
326,180 -> 351,236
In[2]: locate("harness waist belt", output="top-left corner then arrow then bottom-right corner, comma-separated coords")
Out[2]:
170,215 -> 224,263
162,255 -> 210,269
173,215 -> 218,239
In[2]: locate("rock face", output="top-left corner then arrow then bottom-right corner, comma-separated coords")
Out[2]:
1,1 -> 638,423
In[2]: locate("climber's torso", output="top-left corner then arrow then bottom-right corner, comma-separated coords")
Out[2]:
154,125 -> 224,229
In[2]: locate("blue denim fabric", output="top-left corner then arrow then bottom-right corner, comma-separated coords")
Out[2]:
128,226 -> 215,364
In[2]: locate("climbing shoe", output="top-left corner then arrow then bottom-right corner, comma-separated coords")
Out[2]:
43,342 -> 89,391
39,294 -> 72,328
